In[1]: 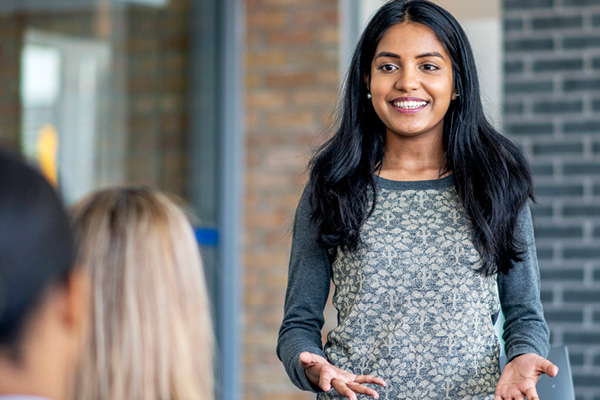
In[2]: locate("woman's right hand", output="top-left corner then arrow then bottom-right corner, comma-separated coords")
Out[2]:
299,352 -> 386,400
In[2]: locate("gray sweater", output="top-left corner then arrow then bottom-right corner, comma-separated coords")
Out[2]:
277,175 -> 550,399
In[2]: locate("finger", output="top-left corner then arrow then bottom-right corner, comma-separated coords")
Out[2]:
319,368 -> 335,392
332,379 -> 357,400
539,359 -> 559,377
298,352 -> 312,365
524,386 -> 539,400
354,374 -> 387,387
495,384 -> 508,399
298,352 -> 321,368
347,381 -> 380,399
505,387 -> 524,400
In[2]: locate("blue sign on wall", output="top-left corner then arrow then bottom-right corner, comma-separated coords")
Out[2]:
194,227 -> 219,247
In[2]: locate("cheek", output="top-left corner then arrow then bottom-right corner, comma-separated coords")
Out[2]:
433,77 -> 455,99
369,79 -> 384,97
421,82 -> 453,110
372,91 -> 388,111
369,81 -> 389,114
370,81 -> 394,110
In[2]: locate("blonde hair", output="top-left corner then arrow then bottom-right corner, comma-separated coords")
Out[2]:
70,188 -> 213,400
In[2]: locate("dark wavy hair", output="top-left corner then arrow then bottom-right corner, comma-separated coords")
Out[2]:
308,0 -> 533,275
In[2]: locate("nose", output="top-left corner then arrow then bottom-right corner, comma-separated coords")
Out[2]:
395,67 -> 420,92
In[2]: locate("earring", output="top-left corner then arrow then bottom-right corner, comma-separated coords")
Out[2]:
455,92 -> 460,97
367,93 -> 372,100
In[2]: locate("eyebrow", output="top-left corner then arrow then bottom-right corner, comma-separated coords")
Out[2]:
374,51 -> 446,60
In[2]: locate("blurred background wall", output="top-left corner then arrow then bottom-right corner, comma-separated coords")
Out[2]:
0,0 -> 190,200
0,0 -> 599,399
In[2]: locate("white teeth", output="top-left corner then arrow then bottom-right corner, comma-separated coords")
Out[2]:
393,100 -> 427,109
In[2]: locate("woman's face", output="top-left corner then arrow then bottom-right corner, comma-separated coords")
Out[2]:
368,21 -> 456,142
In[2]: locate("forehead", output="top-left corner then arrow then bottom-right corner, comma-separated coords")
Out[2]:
374,21 -> 450,58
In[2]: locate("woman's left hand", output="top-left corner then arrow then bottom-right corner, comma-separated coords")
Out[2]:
494,353 -> 558,400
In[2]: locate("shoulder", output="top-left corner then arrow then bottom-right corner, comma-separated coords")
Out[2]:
295,183 -> 313,221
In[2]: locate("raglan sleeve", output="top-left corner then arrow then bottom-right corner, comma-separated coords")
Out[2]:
276,186 -> 332,392
498,203 -> 550,362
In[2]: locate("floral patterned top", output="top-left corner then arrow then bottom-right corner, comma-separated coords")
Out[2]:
277,175 -> 549,400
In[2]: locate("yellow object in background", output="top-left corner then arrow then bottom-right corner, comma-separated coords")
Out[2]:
37,124 -> 59,186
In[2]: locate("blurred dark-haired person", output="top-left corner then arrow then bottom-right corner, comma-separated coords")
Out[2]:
0,152 -> 89,400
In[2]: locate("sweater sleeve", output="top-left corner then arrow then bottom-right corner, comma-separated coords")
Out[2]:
498,203 -> 550,362
276,186 -> 331,392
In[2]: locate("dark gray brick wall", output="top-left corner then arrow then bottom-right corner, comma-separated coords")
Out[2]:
503,1 -> 600,398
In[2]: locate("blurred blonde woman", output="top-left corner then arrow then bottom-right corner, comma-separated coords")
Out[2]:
70,188 -> 213,400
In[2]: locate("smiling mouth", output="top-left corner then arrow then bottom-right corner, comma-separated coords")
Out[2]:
392,100 -> 428,109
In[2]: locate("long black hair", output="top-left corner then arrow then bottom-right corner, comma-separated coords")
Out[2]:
308,0 -> 533,275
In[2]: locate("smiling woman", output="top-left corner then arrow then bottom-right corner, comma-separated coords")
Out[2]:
277,1 -> 555,399
368,22 -> 456,181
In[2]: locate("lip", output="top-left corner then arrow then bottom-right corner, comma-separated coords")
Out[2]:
389,97 -> 429,114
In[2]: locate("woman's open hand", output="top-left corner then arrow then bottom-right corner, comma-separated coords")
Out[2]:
299,352 -> 386,400
494,353 -> 558,400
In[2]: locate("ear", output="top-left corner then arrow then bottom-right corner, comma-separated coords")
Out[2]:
363,73 -> 370,91
60,267 -> 90,335
451,88 -> 458,101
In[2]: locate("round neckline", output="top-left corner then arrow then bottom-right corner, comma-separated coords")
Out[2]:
375,173 -> 454,190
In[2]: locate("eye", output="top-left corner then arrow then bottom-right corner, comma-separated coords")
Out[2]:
378,63 -> 398,72
422,63 -> 439,71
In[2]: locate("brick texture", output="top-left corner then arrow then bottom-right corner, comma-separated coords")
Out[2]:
243,0 -> 339,399
123,1 -> 190,197
503,1 -> 600,398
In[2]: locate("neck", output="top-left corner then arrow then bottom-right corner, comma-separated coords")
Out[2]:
0,338 -> 70,400
378,130 -> 447,181
0,303 -> 75,400
0,359 -> 64,400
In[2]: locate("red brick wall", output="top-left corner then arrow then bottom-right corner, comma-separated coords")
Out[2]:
124,0 -> 189,196
244,0 -> 340,399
